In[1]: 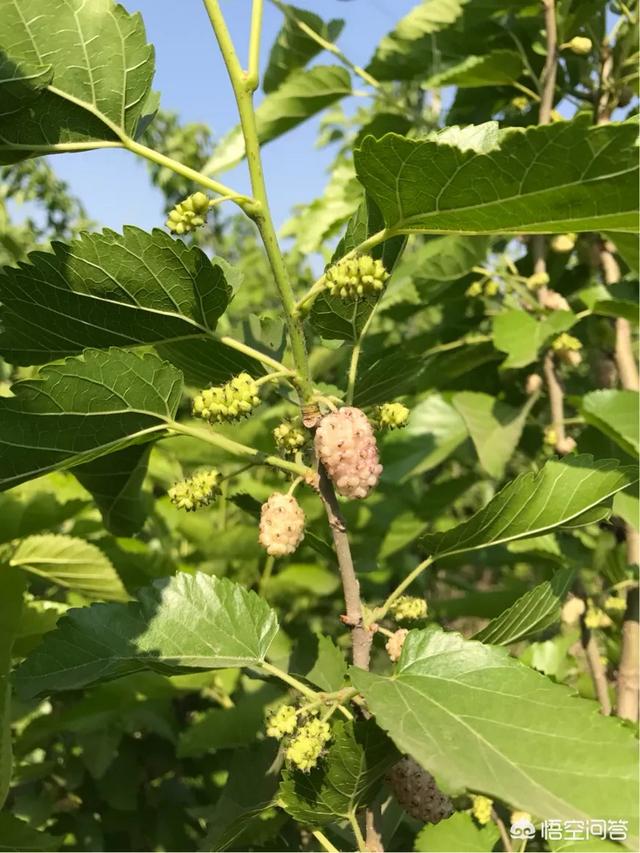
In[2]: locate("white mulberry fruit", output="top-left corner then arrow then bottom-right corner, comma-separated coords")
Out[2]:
385,628 -> 408,662
259,493 -> 305,557
387,757 -> 454,823
314,407 -> 382,499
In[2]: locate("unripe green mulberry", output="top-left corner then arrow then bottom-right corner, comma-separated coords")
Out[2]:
526,271 -> 550,291
390,595 -> 427,621
285,718 -> 332,772
471,795 -> 493,825
166,191 -> 210,234
604,595 -> 627,613
259,493 -> 305,557
376,402 -> 410,431
550,233 -> 576,253
266,704 -> 298,739
466,281 -> 483,297
168,469 -> 221,511
325,254 -> 389,300
563,35 -> 592,54
193,373 -> 260,423
273,421 -> 307,456
552,333 -> 582,366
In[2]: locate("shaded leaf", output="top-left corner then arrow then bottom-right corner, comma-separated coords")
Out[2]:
204,66 -> 351,175
366,0 -> 466,81
0,814 -> 61,852
0,0 -> 154,162
0,228 -> 234,365
390,235 -> 490,284
264,5 -> 344,93
279,720 -> 399,824
157,337 -> 263,387
202,742 -> 281,851
452,391 -> 536,478
72,445 -> 151,536
474,568 -> 575,645
415,812 -> 500,852
381,395 -> 469,483
351,627 -> 639,837
0,568 -> 26,810
425,49 -> 522,88
303,635 -> 347,693
492,310 -> 577,369
581,390 -> 639,460
177,691 -> 274,758
354,118 -> 638,235
14,572 -> 278,698
0,349 -> 182,492
421,456 -> 636,558
9,534 -> 127,601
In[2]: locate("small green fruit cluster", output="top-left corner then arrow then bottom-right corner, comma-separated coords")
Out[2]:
266,705 -> 332,772
526,271 -> 550,291
273,420 -> 307,456
266,704 -> 298,738
563,35 -> 592,55
168,469 -> 221,511
390,595 -> 427,621
166,191 -> 210,234
552,333 -> 582,366
325,254 -> 389,300
375,402 -> 410,430
550,233 -> 576,253
471,795 -> 494,825
466,279 -> 500,298
193,373 -> 260,423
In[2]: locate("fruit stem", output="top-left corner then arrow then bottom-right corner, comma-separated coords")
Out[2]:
202,0 -> 314,401
168,421 -> 313,479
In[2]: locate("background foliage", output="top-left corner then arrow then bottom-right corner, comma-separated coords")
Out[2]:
0,1 -> 638,852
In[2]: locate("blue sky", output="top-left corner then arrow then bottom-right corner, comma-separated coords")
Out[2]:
48,0 -> 417,231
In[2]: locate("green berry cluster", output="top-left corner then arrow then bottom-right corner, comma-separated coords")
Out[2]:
584,605 -> 612,629
266,706 -> 332,772
193,373 -> 260,423
266,704 -> 298,738
375,402 -> 410,430
471,795 -> 493,825
390,595 -> 428,621
563,35 -> 592,54
604,595 -> 627,613
168,469 -> 221,511
325,254 -> 389,300
285,718 -> 332,772
166,191 -> 210,234
526,271 -> 550,291
552,333 -> 582,367
466,279 -> 500,298
273,421 -> 307,456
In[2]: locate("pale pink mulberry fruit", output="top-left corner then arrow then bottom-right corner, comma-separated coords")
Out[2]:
314,407 -> 382,499
387,757 -> 454,823
259,493 -> 305,557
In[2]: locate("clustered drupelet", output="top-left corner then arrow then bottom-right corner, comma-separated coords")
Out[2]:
258,493 -> 305,557
314,406 -> 382,499
387,757 -> 454,823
